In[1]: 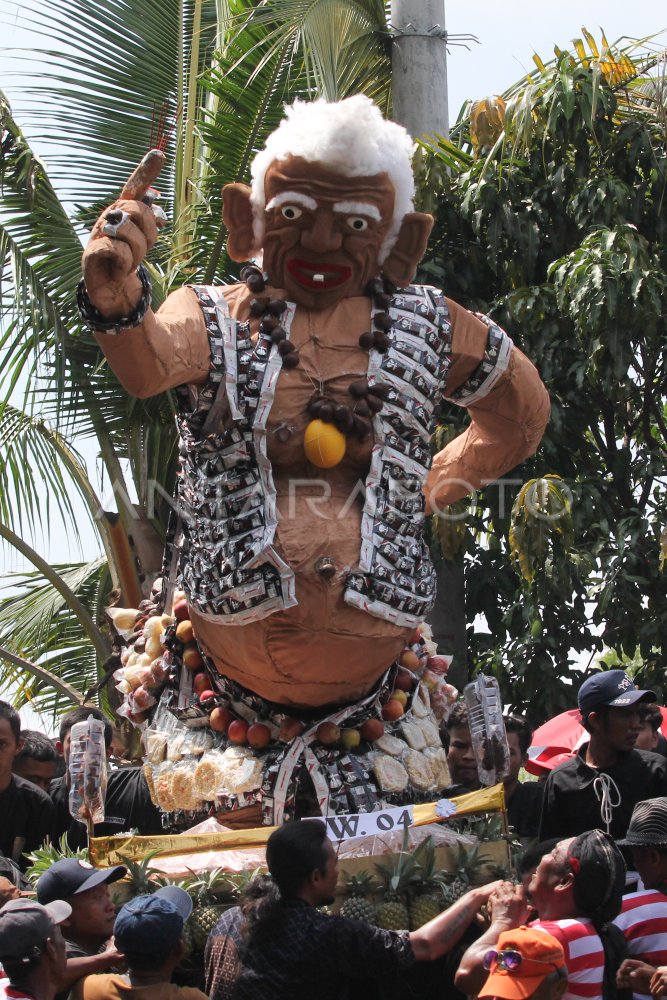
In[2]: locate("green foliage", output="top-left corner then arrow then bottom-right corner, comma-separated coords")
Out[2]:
419,35 -> 667,718
25,836 -> 89,885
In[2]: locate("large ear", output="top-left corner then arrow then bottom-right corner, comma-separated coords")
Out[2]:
382,212 -> 433,287
222,183 -> 256,262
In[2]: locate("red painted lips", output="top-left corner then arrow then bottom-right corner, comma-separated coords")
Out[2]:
286,258 -> 352,289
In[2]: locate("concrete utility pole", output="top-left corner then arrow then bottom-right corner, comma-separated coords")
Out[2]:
390,0 -> 449,139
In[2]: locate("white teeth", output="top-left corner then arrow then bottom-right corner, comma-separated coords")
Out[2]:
313,273 -> 325,282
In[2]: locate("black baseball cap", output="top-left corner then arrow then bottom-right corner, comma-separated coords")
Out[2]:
578,670 -> 655,715
36,858 -> 126,906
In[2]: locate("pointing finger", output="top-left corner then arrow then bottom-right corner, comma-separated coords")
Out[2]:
120,149 -> 165,202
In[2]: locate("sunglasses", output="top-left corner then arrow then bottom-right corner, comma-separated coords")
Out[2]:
483,950 -> 558,973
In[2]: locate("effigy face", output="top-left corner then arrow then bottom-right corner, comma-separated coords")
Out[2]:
260,156 -> 397,308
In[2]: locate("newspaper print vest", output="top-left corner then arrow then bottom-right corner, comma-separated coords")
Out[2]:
171,283 -> 511,628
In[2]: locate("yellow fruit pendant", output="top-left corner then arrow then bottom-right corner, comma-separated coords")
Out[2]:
304,419 -> 346,468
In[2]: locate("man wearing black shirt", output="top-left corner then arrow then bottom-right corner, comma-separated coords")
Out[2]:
0,700 -> 54,869
50,706 -> 162,849
205,820 -> 500,1000
503,714 -> 543,841
539,670 -> 667,841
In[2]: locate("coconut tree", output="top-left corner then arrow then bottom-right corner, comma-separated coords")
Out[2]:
0,0 -> 397,716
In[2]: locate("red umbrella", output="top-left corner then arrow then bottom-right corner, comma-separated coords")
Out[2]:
526,706 -> 667,776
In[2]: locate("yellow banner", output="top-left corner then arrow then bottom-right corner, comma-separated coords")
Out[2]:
90,782 -> 506,867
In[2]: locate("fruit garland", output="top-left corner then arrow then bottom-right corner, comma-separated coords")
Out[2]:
109,598 -> 459,824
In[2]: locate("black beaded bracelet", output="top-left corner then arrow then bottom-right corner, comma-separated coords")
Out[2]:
76,265 -> 152,335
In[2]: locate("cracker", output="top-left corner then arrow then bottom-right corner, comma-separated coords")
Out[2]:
423,747 -> 451,789
374,733 -> 408,757
219,747 -> 263,794
372,754 -> 409,793
401,720 -> 427,751
410,686 -> 431,718
403,749 -> 435,791
418,718 -> 441,747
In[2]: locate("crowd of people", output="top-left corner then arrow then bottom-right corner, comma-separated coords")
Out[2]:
1,666 -> 667,1000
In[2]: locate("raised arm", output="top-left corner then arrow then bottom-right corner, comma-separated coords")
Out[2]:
454,881 -> 531,994
80,152 -> 209,398
425,300 -> 550,513
410,881 -> 503,962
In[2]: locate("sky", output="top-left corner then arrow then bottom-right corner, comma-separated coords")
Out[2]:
0,1 -> 665,732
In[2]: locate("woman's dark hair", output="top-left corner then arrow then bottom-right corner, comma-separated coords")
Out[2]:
569,830 -> 629,1000
241,821 -> 330,942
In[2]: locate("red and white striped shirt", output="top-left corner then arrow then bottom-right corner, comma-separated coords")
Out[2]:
532,917 -> 604,1000
614,889 -> 667,1000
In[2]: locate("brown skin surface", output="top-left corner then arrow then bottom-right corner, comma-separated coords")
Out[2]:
82,151 -> 549,707
585,705 -> 642,767
447,724 -> 481,790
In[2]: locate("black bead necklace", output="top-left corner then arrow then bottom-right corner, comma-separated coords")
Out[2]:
241,264 -> 394,444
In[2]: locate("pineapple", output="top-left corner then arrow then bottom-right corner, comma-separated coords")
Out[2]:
119,850 -> 164,898
374,830 -> 418,931
408,838 -> 445,930
441,842 -> 490,907
185,868 -> 239,952
25,837 -> 89,887
340,871 -> 377,925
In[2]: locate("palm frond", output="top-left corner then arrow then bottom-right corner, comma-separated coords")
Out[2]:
0,401 -> 101,543
0,558 -> 112,716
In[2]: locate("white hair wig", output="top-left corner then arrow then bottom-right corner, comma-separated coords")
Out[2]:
250,94 -> 416,262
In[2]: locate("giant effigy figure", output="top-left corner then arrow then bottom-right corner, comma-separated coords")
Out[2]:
79,96 -> 550,822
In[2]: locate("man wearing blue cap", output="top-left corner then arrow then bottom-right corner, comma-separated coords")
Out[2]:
37,858 -> 127,999
72,886 -> 207,1000
539,670 -> 667,841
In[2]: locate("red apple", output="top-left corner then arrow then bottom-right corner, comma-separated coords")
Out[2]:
133,686 -> 153,710
394,667 -> 415,692
279,716 -> 305,742
399,649 -> 420,670
426,654 -> 452,675
135,666 -> 155,689
198,690 -> 217,703
173,599 -> 190,621
316,721 -> 341,746
192,672 -> 210,695
409,628 -> 422,645
228,719 -> 249,745
209,706 -> 234,734
360,718 -> 385,741
382,699 -> 404,722
182,646 -> 204,671
150,659 -> 168,684
247,722 -> 272,749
